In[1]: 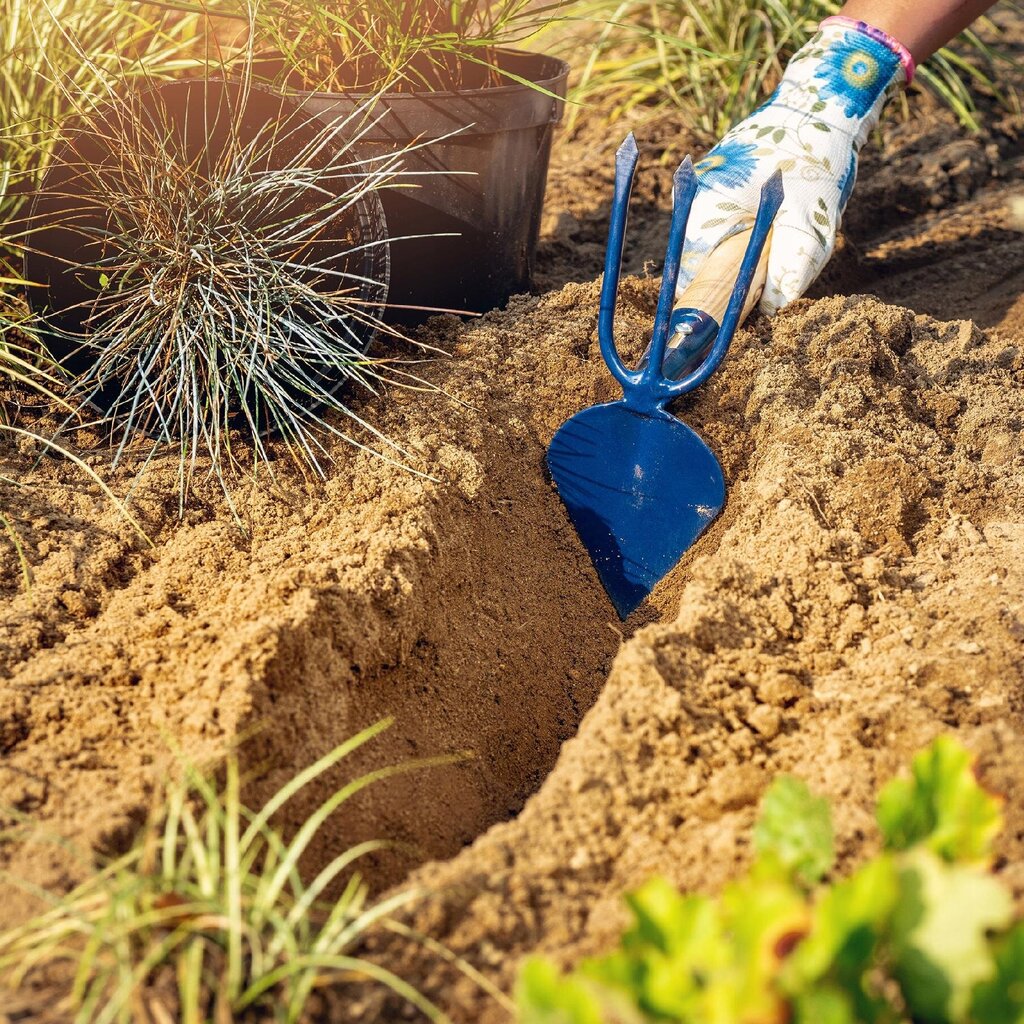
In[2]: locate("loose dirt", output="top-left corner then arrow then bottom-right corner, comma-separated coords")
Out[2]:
3,45 -> 1024,1024
371,288 -> 1024,1022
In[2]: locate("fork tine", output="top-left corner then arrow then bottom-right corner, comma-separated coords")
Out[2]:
597,134 -> 641,388
644,156 -> 699,382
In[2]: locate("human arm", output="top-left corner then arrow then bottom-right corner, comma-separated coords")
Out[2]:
838,0 -> 1000,63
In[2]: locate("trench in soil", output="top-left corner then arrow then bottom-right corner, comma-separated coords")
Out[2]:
271,125 -> 1024,893
231,338 -> 734,889
0,273 -> 721,914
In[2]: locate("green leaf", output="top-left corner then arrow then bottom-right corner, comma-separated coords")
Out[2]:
98,272 -> 110,288
780,857 -> 899,1022
793,985 -> 858,1024
812,122 -> 831,132
609,880 -> 728,1019
877,736 -> 1003,863
971,922 -> 1024,1024
755,777 -> 835,887
622,877 -> 717,956
719,873 -> 811,1023
891,849 -> 1013,1023
772,128 -> 785,144
813,212 -> 830,227
517,958 -> 606,1024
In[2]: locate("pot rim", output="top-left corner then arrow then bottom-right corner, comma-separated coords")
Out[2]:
282,47 -> 569,106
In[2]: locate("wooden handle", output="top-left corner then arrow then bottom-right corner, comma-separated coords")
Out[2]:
674,227 -> 770,324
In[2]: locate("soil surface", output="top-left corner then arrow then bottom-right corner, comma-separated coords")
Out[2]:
3,30 -> 1024,1024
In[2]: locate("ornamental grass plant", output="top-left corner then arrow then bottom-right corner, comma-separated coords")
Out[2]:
22,38 -> 440,502
172,0 -> 570,92
0,0 -> 198,229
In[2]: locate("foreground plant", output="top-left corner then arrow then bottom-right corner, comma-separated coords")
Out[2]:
519,736 -> 1024,1023
570,0 -> 1017,135
0,719 -> 466,1023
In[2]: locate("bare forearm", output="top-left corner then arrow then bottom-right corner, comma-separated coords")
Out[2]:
838,0 -> 998,61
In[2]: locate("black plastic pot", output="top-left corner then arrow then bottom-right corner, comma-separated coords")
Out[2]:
292,49 -> 569,321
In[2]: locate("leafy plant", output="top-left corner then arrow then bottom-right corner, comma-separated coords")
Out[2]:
0,718 -> 467,1024
0,0 -> 197,231
519,736 -> 1024,1024
877,734 -> 1003,863
568,0 -> 1018,135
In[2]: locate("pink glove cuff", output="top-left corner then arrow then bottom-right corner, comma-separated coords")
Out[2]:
819,15 -> 916,84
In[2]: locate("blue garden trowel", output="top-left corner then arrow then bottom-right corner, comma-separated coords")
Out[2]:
547,134 -> 784,619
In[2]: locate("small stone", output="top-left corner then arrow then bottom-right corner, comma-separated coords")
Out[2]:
569,846 -> 590,871
57,588 -> 98,617
861,556 -> 884,580
757,672 -> 804,707
748,704 -> 782,740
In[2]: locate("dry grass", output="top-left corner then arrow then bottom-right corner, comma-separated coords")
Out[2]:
0,0 -> 198,230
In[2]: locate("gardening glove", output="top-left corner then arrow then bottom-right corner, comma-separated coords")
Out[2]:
675,17 -> 914,315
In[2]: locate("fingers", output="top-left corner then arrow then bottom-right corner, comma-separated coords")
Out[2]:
676,195 -> 837,317
674,156 -> 848,317
761,200 -> 838,315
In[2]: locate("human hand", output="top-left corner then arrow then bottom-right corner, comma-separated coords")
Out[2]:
675,18 -> 912,315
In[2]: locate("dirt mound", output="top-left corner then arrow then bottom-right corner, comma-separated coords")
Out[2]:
347,290 -> 1024,1022
4,269 -> 1024,1023
3,65 -> 1024,1023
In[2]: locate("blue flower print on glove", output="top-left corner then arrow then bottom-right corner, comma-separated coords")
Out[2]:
695,139 -> 758,191
812,31 -> 901,119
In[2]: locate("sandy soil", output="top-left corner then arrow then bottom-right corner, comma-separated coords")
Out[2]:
3,44 -> 1024,1024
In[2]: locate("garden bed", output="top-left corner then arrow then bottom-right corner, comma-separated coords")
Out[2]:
3,69 -> 1024,1024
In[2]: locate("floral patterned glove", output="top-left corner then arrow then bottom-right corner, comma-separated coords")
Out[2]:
675,17 -> 913,315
